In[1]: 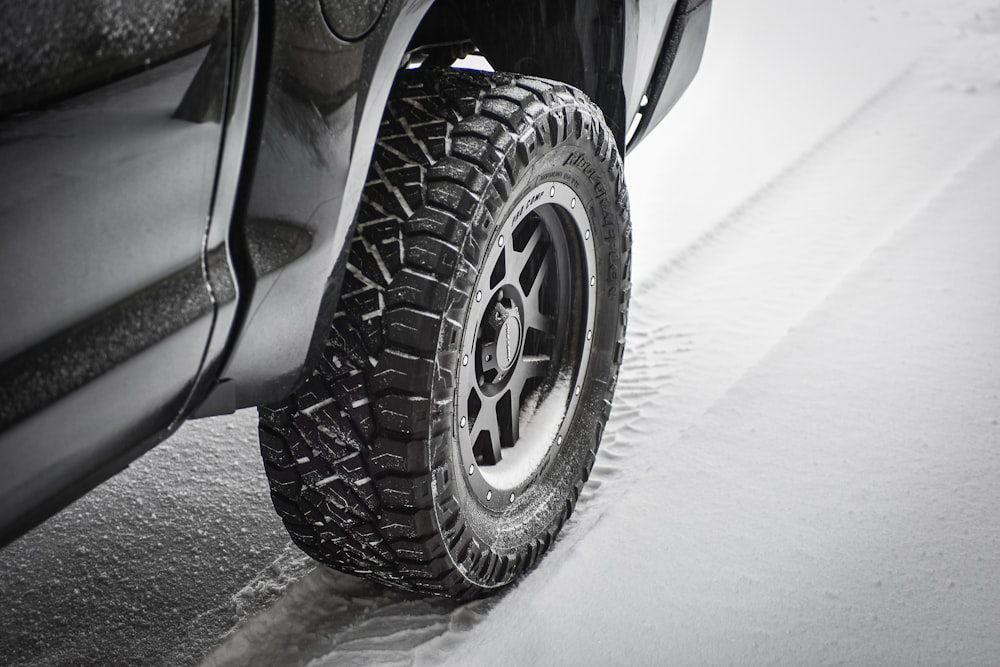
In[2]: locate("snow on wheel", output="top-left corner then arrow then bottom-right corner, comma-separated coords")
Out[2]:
258,68 -> 631,598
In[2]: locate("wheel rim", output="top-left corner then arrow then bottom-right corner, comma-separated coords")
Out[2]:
455,181 -> 597,509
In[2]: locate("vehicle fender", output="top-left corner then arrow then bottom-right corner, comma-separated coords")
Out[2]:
205,0 -> 435,411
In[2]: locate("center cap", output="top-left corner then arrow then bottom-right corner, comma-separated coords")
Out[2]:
494,316 -> 522,372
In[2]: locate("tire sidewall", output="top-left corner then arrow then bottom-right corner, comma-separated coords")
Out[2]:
433,113 -> 629,586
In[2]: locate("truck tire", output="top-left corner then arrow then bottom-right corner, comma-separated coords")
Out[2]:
258,68 -> 631,599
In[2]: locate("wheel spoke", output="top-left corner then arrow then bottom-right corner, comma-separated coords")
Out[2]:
506,388 -> 520,444
504,356 -> 546,429
481,341 -> 499,373
508,221 -> 544,278
518,354 -> 550,379
470,389 -> 503,464
488,248 -> 507,290
524,248 -> 554,299
523,301 -> 554,334
485,409 -> 503,463
504,369 -> 530,445
521,278 -> 555,334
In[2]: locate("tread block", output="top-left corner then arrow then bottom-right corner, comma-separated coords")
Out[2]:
431,157 -> 490,194
328,319 -> 371,369
377,508 -> 437,541
491,85 -> 541,112
479,97 -> 527,132
368,436 -> 430,474
376,474 -> 434,510
259,424 -> 294,467
388,268 -> 450,308
448,134 -> 499,174
286,524 -> 319,547
404,233 -> 462,278
512,77 -> 555,96
371,349 -> 434,394
451,116 -> 513,153
383,306 -> 441,353
425,180 -> 479,218
343,286 -> 383,325
375,394 -> 430,434
402,207 -> 461,244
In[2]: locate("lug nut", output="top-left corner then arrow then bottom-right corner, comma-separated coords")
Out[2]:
476,290 -> 482,302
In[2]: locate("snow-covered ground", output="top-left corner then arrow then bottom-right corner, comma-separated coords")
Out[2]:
3,0 -> 1000,665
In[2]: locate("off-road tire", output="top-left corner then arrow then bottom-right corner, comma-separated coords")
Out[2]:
259,68 -> 631,599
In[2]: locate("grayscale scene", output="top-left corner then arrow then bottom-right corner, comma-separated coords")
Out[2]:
1,0 -> 998,665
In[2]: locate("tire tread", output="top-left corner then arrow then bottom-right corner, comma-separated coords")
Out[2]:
259,68 -> 631,598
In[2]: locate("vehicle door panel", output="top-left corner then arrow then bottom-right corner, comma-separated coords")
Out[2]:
0,0 -> 232,542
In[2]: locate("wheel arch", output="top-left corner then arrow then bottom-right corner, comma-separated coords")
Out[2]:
407,0 -> 630,148
203,0 -> 439,413
200,0 -> 649,414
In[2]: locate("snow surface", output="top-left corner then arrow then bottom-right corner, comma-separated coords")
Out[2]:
3,0 -> 1000,665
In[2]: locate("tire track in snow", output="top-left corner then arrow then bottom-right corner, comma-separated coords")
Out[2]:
201,42 -> 1000,667
575,48 -> 1000,520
